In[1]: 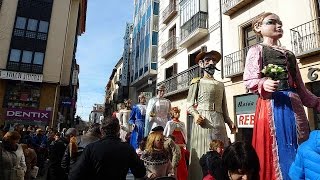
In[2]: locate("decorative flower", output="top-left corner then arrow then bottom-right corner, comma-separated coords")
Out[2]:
261,64 -> 285,80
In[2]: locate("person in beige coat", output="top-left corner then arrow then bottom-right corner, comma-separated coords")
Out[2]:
0,131 -> 27,180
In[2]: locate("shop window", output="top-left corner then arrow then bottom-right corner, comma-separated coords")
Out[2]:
3,81 -> 41,109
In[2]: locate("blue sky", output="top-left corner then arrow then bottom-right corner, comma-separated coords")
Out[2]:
75,0 -> 134,121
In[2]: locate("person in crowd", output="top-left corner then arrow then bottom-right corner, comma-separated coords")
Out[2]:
199,140 -> 224,180
186,49 -> 237,180
222,142 -> 260,180
0,131 -> 27,180
151,126 -> 181,172
243,12 -> 320,179
129,93 -> 147,150
21,127 -> 34,146
47,132 -> 69,180
59,128 -> 77,175
164,107 -> 188,180
61,128 -> 67,137
141,132 -> 175,179
68,116 -> 146,180
289,130 -> 320,179
21,144 -> 37,180
31,128 -> 48,176
136,136 -> 148,157
145,84 -> 172,136
118,99 -> 132,142
61,124 -> 101,174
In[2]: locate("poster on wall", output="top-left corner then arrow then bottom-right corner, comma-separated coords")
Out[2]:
235,94 -> 258,128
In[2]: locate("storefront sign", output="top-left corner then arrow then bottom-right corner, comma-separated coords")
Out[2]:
0,70 -> 43,82
6,108 -> 51,122
235,94 -> 258,128
237,113 -> 255,128
307,68 -> 320,81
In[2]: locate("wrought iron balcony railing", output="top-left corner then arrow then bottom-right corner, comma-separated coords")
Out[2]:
180,12 -> 208,42
6,62 -> 43,74
162,2 -> 177,24
158,65 -> 200,96
223,46 -> 252,78
161,36 -> 178,58
222,0 -> 253,15
290,17 -> 320,58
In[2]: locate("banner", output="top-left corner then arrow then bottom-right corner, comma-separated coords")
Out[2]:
6,108 -> 51,122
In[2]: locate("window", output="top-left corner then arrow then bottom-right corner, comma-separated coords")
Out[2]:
243,26 -> 262,48
165,63 -> 177,79
9,49 -> 21,62
38,21 -> 49,33
153,2 -> 159,15
21,50 -> 33,63
169,25 -> 176,37
13,16 -> 49,40
27,19 -> 38,31
7,48 -> 45,73
33,52 -> 44,65
3,81 -> 41,109
15,17 -> 27,29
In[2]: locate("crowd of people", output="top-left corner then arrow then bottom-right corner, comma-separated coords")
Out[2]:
1,11 -> 320,180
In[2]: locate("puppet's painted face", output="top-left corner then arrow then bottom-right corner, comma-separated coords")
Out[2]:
200,55 -> 218,75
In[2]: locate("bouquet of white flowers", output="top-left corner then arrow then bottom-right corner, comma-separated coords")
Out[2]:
261,64 -> 285,80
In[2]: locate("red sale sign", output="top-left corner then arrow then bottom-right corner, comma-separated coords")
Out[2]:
236,113 -> 255,128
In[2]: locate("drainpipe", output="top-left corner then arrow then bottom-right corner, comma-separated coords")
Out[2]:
219,0 -> 224,79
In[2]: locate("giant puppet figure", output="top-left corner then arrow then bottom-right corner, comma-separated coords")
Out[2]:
129,93 -> 147,150
243,12 -> 320,180
164,107 -> 189,180
144,84 -> 171,136
186,50 -> 237,180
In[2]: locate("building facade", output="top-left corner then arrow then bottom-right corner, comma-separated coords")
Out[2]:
0,0 -> 86,129
89,103 -> 104,124
130,0 -> 160,101
157,0 -> 320,144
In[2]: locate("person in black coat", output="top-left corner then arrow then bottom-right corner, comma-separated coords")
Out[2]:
61,123 -> 101,174
199,139 -> 224,180
68,116 -> 146,180
47,132 -> 68,180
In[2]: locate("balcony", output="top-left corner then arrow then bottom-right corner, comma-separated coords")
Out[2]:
290,17 -> 320,59
6,62 -> 43,74
223,46 -> 251,78
162,3 -> 177,24
157,65 -> 200,97
161,36 -> 178,58
222,0 -> 253,16
180,12 -> 208,48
